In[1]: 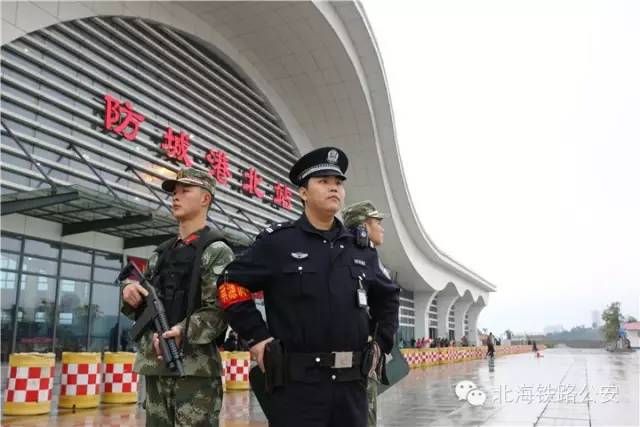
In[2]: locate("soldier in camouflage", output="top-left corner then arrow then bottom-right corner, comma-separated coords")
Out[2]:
342,200 -> 389,427
121,168 -> 234,427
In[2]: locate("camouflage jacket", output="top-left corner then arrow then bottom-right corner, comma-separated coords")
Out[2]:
121,240 -> 234,377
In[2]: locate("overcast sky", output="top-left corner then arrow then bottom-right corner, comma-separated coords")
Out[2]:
364,0 -> 640,334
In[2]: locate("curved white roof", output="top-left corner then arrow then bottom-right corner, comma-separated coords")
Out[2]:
2,0 -> 495,304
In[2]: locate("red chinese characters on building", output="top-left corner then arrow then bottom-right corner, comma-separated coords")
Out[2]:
103,94 -> 145,141
206,149 -> 232,185
242,168 -> 264,199
161,127 -> 193,167
273,183 -> 293,210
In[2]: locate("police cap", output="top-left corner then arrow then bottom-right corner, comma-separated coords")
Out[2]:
288,147 -> 348,187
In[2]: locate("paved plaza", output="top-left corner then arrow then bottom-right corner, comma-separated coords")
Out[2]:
2,347 -> 638,426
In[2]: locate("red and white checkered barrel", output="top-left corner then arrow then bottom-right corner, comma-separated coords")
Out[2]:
225,351 -> 250,390
102,352 -> 138,404
220,351 -> 229,392
424,348 -> 439,366
452,348 -> 463,362
3,353 -> 55,415
400,349 -> 420,368
58,352 -> 101,409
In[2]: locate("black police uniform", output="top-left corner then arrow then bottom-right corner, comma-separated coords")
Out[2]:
218,146 -> 399,426
220,215 -> 399,426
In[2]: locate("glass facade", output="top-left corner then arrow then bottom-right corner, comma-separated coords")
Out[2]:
0,16 -> 306,362
0,232 -> 125,362
0,16 -> 302,243
398,288 -> 415,344
448,305 -> 456,340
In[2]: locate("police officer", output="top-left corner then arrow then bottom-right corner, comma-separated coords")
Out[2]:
342,200 -> 390,427
121,168 -> 234,427
217,147 -> 400,427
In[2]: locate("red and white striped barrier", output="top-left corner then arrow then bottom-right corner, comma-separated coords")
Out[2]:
3,353 -> 55,415
59,352 -> 101,409
102,352 -> 138,404
221,351 -> 228,392
402,345 -> 545,369
225,352 -> 250,390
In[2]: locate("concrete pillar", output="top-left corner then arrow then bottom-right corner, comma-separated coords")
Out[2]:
454,298 -> 474,342
437,293 -> 459,339
413,291 -> 435,340
466,303 -> 486,346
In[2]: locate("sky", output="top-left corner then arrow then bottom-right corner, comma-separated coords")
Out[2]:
363,0 -> 640,335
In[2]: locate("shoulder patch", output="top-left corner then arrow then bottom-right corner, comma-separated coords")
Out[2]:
257,221 -> 295,240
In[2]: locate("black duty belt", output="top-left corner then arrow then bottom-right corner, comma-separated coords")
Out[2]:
288,351 -> 363,369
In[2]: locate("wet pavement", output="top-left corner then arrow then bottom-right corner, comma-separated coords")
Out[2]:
377,347 -> 638,426
2,347 -> 638,426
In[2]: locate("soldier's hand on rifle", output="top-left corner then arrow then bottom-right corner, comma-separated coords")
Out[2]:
122,281 -> 148,309
152,325 -> 183,360
250,337 -> 274,373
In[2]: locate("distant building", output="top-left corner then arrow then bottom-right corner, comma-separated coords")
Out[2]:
591,310 -> 602,328
622,322 -> 640,348
544,325 -> 565,334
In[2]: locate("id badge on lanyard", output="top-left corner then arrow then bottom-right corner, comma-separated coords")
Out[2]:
356,275 -> 368,308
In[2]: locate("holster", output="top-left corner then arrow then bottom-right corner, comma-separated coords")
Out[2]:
361,341 -> 390,385
264,339 -> 287,394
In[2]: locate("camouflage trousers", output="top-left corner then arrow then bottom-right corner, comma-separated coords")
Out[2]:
367,377 -> 378,426
144,375 -> 223,427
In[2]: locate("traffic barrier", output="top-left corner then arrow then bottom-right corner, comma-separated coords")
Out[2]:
225,351 -> 250,390
102,352 -> 138,404
400,349 -> 421,368
3,353 -> 55,415
401,345 -> 544,369
417,349 -> 427,367
221,351 -> 229,392
59,352 -> 101,409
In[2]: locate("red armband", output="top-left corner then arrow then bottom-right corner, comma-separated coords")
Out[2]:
217,282 -> 253,309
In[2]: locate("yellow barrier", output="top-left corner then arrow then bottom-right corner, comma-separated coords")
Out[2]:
401,345 -> 545,369
423,348 -> 439,367
400,349 -> 418,368
102,352 -> 138,404
3,353 -> 55,416
225,351 -> 251,390
58,352 -> 101,409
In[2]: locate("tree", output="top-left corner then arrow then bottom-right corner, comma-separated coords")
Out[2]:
601,302 -> 623,344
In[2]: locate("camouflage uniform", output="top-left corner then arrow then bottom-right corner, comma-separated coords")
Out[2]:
342,200 -> 388,427
121,168 -> 234,427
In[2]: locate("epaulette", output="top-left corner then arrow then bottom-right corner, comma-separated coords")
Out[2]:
256,221 -> 295,240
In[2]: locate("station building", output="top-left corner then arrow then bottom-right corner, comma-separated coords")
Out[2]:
0,1 -> 495,362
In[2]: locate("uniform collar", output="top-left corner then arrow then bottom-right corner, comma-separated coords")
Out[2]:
176,226 -> 209,246
296,213 -> 351,240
